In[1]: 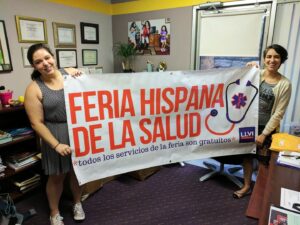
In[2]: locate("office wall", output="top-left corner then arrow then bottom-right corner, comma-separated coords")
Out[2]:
112,7 -> 193,72
0,0 -> 113,97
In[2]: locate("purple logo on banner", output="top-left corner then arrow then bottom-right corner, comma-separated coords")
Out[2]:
239,127 -> 255,143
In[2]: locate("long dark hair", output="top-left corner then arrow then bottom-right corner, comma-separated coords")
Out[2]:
144,20 -> 151,28
27,43 -> 54,80
129,21 -> 136,30
161,25 -> 168,33
263,44 -> 288,64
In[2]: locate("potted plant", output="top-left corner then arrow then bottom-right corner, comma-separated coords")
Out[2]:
114,42 -> 137,72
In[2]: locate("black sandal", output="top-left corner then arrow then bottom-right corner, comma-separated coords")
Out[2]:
233,189 -> 252,199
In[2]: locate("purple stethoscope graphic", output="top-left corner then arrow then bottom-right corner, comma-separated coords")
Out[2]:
205,79 -> 258,135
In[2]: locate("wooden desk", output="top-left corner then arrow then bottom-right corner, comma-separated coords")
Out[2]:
246,151 -> 300,224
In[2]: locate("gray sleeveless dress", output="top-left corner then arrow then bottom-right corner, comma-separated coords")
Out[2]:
35,70 -> 72,175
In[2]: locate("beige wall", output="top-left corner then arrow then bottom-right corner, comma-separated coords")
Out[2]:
112,7 -> 193,72
0,0 -> 114,97
0,0 -> 194,97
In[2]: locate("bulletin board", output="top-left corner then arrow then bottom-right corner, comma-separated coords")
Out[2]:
191,1 -> 273,70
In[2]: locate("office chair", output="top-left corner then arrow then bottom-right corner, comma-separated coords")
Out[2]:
199,156 -> 244,188
179,161 -> 185,166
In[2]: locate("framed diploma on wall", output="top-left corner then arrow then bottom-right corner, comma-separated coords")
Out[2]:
21,47 -> 31,67
80,22 -> 99,44
15,16 -> 47,43
82,49 -> 98,66
53,22 -> 76,48
56,49 -> 77,68
0,20 -> 13,73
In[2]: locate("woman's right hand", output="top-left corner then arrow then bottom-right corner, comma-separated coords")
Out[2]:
256,134 -> 266,146
246,61 -> 260,68
55,143 -> 72,156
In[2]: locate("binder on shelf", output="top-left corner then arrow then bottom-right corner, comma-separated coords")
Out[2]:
20,182 -> 40,193
6,154 -> 39,167
6,155 -> 39,171
12,172 -> 40,188
7,151 -> 37,164
19,181 -> 41,191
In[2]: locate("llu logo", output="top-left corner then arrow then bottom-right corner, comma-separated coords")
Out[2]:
239,127 -> 255,143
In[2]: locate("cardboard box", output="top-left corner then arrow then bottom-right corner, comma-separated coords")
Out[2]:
82,179 -> 103,196
82,175 -> 117,195
64,175 -> 117,201
128,166 -> 161,181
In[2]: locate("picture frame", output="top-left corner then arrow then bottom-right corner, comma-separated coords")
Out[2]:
80,22 -> 99,44
53,22 -> 76,48
82,49 -> 98,66
56,49 -> 77,68
0,20 -> 13,73
268,205 -> 300,224
15,16 -> 47,43
21,47 -> 31,67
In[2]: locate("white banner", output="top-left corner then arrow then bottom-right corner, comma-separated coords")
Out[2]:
64,67 -> 259,185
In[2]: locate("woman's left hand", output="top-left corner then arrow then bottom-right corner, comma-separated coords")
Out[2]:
65,67 -> 82,77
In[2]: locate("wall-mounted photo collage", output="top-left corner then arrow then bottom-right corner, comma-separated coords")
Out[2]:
128,18 -> 171,56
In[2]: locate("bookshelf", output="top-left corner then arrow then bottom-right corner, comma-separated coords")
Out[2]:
0,105 -> 41,200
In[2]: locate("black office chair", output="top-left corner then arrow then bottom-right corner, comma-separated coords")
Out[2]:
199,155 -> 244,188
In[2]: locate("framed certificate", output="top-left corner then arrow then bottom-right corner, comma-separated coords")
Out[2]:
95,66 -> 103,74
0,20 -> 13,73
53,22 -> 76,48
82,49 -> 98,66
21,47 -> 31,67
15,16 -> 47,43
80,22 -> 99,44
56,49 -> 77,68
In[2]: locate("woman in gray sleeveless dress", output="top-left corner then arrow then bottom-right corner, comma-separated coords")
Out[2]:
24,44 -> 85,225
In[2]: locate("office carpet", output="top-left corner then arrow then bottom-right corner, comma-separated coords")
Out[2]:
15,164 -> 258,225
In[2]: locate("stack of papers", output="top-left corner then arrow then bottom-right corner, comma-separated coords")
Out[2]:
6,152 -> 40,171
0,156 -> 6,177
12,171 -> 41,193
7,151 -> 37,164
277,151 -> 300,169
7,127 -> 34,137
271,188 -> 300,225
0,130 -> 12,144
281,188 -> 300,213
